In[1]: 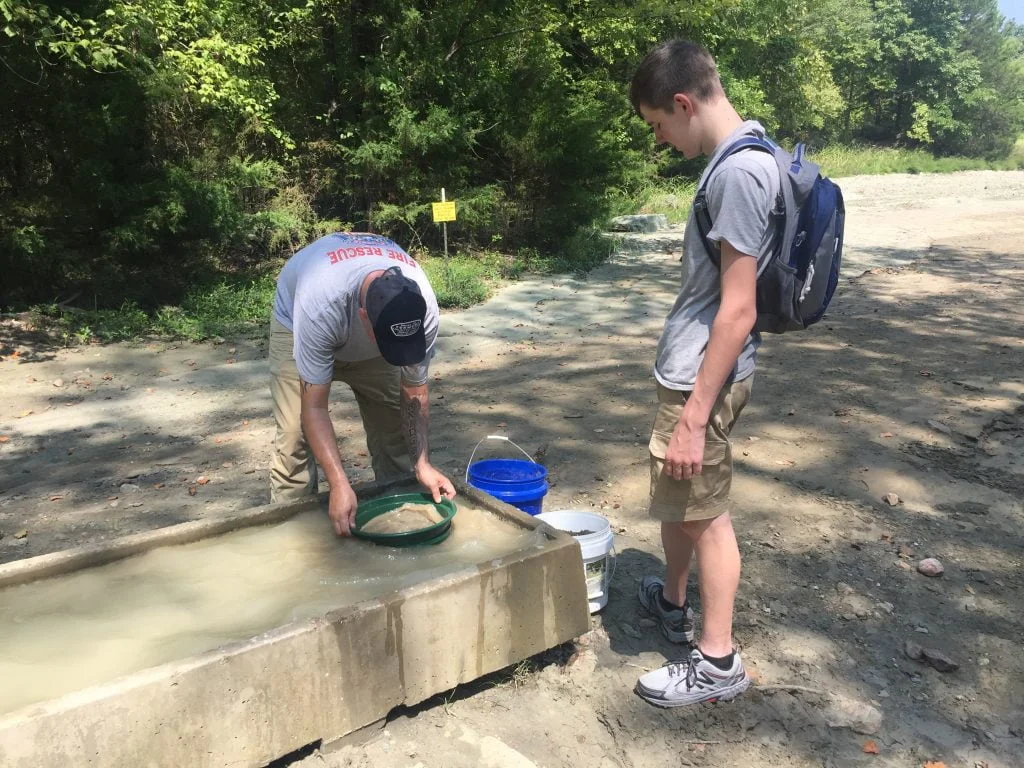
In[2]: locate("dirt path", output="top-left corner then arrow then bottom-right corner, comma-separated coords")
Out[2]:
2,170 -> 1023,767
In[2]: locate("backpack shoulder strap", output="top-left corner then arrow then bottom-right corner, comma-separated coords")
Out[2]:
693,136 -> 776,267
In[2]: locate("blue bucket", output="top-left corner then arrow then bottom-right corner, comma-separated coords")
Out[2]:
466,436 -> 549,516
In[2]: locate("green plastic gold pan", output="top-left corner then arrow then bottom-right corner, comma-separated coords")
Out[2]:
352,492 -> 457,546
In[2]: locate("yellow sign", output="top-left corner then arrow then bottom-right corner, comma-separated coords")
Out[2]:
431,201 -> 457,222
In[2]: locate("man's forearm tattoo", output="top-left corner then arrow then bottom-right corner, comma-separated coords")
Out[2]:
402,394 -> 429,465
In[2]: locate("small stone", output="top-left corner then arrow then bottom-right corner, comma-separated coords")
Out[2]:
972,572 -> 988,584
917,558 -> 944,577
836,582 -> 855,595
877,601 -> 894,614
196,475 -> 210,485
882,492 -> 901,506
608,213 -> 669,233
978,657 -> 990,667
927,419 -> 953,435
53,378 -> 65,388
898,544 -> 915,559
915,626 -> 930,634
895,560 -> 911,571
823,693 -> 882,734
921,648 -> 959,673
990,723 -> 1011,739
841,612 -> 858,622
119,483 -> 141,494
14,529 -> 28,539
109,500 -> 119,508
904,640 -> 924,660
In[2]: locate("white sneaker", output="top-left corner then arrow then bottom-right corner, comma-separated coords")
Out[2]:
636,648 -> 750,707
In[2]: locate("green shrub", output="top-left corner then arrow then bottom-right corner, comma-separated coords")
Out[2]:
421,258 -> 492,309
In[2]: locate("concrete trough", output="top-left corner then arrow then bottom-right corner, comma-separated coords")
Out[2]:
0,478 -> 590,767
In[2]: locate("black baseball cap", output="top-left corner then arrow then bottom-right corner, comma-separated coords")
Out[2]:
364,266 -> 427,366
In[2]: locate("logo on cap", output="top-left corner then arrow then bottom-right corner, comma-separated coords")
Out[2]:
390,320 -> 422,338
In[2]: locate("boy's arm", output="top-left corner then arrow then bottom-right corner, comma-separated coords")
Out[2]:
662,242 -> 757,481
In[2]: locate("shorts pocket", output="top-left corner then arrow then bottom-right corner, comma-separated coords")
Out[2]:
649,428 -> 729,467
702,438 -> 728,466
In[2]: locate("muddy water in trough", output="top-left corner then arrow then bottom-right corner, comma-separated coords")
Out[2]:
0,502 -> 542,716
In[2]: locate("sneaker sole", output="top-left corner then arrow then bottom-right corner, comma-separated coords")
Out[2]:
634,675 -> 751,708
636,581 -> 694,644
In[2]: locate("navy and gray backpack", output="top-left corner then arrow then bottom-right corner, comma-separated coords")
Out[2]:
693,134 -> 845,333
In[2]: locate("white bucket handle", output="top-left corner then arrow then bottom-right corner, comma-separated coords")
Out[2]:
465,435 -> 536,482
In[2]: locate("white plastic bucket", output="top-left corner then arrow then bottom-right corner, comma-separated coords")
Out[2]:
535,510 -> 615,613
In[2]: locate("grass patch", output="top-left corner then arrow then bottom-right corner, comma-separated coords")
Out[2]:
154,276 -> 277,340
633,177 -> 697,223
420,256 -> 495,309
810,141 -> 1024,177
32,275 -> 277,344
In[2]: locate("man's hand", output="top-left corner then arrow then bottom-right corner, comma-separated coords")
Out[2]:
328,482 -> 359,536
416,463 -> 456,503
663,408 -> 707,481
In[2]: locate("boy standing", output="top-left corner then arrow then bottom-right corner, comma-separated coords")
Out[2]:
630,40 -> 780,706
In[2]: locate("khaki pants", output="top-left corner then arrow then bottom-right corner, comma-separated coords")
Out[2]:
648,377 -> 753,522
268,317 -> 411,502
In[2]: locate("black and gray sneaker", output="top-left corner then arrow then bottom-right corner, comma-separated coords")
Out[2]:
637,575 -> 694,643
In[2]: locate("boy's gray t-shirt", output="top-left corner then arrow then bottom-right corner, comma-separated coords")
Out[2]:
654,120 -> 780,391
272,233 -> 439,386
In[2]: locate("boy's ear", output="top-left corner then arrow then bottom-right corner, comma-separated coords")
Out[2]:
673,92 -> 695,116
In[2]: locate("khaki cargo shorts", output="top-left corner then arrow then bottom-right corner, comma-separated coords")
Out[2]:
648,377 -> 753,522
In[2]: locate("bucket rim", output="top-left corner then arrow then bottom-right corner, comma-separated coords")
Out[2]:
467,457 -> 548,484
535,509 -> 611,542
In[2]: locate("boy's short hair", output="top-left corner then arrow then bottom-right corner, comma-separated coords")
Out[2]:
630,40 -> 723,114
